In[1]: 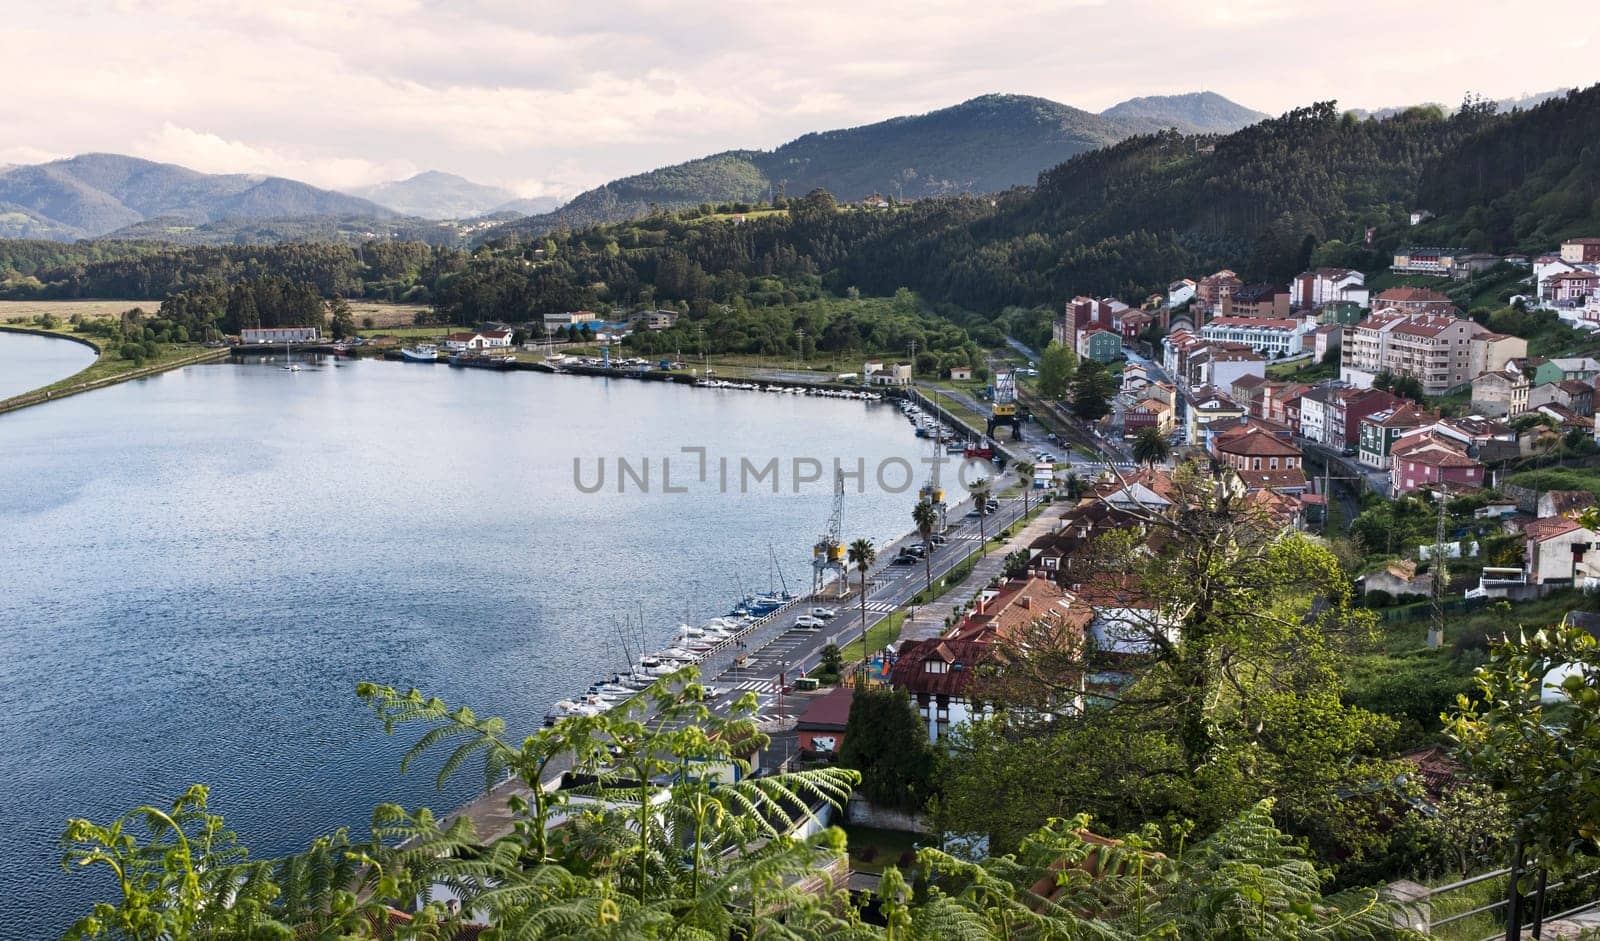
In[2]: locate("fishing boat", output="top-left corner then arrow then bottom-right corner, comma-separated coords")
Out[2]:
401,343 -> 438,363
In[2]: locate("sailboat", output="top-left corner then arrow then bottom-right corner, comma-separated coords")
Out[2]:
280,337 -> 301,372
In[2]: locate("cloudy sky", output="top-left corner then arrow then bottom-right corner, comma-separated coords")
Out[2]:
5,1 -> 1595,198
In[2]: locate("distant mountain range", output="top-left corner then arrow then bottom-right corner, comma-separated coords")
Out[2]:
0,154 -> 394,240
481,91 -> 1267,241
1349,87 -> 1574,121
347,170 -> 563,220
0,90 -> 1264,244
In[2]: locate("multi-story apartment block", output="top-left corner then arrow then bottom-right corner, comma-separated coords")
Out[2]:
1392,247 -> 1468,275
1340,308 -> 1489,396
1292,268 -> 1369,310
1195,269 -> 1243,316
1225,283 -> 1291,318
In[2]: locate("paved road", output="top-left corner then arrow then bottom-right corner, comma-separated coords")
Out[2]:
705,478 -> 1034,716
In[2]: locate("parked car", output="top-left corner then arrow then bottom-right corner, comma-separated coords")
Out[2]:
892,551 -> 917,564
930,534 -> 948,547
907,543 -> 928,557
808,607 -> 838,620
793,615 -> 826,630
986,499 -> 1000,512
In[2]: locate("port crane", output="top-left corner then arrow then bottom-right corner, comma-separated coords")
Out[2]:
812,469 -> 847,596
986,367 -> 1024,441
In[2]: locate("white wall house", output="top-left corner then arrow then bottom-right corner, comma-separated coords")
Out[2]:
241,326 -> 320,344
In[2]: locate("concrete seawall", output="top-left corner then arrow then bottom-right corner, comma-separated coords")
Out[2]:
0,328 -> 230,417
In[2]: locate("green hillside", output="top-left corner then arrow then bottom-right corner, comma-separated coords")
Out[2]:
481,92 -> 1266,241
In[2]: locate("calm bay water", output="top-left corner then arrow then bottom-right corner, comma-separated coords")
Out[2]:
0,351 -> 928,938
0,331 -> 97,400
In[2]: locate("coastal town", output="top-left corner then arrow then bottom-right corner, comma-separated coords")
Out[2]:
6,25 -> 1600,936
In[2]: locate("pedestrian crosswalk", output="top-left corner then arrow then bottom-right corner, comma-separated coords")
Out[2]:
861,601 -> 898,614
732,679 -> 778,693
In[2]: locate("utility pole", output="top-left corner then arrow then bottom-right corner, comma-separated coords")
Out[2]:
1429,490 -> 1448,649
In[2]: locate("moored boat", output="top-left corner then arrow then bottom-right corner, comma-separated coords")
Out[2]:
401,343 -> 438,362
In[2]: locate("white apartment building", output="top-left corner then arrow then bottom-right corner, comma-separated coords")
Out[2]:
1292,268 -> 1369,310
1198,316 -> 1313,358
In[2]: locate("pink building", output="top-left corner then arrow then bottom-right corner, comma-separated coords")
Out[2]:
1389,431 -> 1484,497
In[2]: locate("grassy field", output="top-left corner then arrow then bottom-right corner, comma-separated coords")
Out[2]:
836,610 -> 907,665
0,299 -> 157,322
0,323 -> 221,411
357,324 -> 469,339
346,301 -> 432,329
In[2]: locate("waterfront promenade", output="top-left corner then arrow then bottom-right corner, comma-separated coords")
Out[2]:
442,474 -> 1068,844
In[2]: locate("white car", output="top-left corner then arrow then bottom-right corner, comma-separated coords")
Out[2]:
793,615 -> 827,630
808,607 -> 838,619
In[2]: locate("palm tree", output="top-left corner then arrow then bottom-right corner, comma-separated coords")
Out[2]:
1133,426 -> 1172,468
971,477 -> 992,554
1013,460 -> 1035,517
912,499 -> 938,594
847,537 -> 877,678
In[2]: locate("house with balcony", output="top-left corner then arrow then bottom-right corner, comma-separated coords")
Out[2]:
1390,431 -> 1485,497
1545,271 -> 1600,306
1358,401 -> 1437,469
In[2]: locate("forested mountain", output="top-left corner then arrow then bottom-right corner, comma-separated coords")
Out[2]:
10,85 -> 1600,348
480,91 -> 1266,240
349,170 -> 523,219
102,213 -> 467,247
0,154 -> 394,240
1099,91 -> 1267,134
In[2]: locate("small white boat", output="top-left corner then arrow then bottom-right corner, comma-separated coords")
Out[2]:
402,343 -> 439,363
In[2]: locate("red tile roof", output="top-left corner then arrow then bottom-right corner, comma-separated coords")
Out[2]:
1213,424 -> 1302,458
1523,516 -> 1584,542
796,686 -> 854,731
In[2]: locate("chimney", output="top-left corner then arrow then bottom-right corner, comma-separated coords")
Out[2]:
1019,595 -> 1032,610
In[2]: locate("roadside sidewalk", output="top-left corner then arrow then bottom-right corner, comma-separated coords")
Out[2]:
898,498 -> 1064,643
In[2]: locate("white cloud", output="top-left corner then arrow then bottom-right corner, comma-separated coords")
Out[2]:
133,124 -> 419,191
2,0 -> 1596,197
